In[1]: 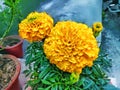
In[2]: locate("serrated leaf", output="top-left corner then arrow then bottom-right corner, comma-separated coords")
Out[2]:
48,78 -> 56,83
44,86 -> 51,90
98,78 -> 106,85
32,71 -> 39,77
77,78 -> 84,86
4,1 -> 12,7
89,75 -> 96,81
41,79 -> 51,85
37,87 -> 45,90
93,84 -> 100,90
23,70 -> 30,74
27,79 -> 40,86
58,85 -> 63,90
48,73 -> 56,78
64,86 -> 69,90
23,69 -> 31,77
39,66 -> 51,79
84,67 -> 92,75
43,72 -> 52,80
83,80 -> 93,89
94,65 -> 105,77
25,54 -> 33,65
70,87 -> 76,90
51,85 -> 58,90
92,66 -> 101,77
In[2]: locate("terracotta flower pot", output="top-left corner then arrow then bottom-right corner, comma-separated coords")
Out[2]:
1,35 -> 23,58
1,54 -> 21,90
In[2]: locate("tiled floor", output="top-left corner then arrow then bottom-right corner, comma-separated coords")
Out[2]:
102,11 -> 120,88
19,59 -> 28,90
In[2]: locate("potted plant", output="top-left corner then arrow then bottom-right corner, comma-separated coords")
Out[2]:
19,12 -> 112,90
0,0 -> 23,58
0,35 -> 23,58
0,54 -> 21,90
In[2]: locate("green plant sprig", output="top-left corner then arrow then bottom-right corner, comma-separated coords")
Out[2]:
24,41 -> 112,90
0,0 -> 20,45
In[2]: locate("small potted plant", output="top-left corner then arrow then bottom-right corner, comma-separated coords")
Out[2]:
0,0 -> 23,58
0,54 -> 21,90
0,35 -> 23,58
19,12 -> 111,90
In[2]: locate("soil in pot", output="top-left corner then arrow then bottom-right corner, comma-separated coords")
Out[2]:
0,55 -> 16,90
0,35 -> 23,58
2,38 -> 20,47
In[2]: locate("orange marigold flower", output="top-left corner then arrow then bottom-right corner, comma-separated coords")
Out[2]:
19,12 -> 53,42
44,21 -> 99,74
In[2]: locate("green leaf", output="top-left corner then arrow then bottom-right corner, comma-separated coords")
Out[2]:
48,78 -> 56,83
92,66 -> 101,77
39,66 -> 51,79
58,85 -> 63,90
41,79 -> 51,85
48,73 -> 56,78
32,71 -> 39,77
42,72 -> 51,80
82,67 -> 92,75
92,84 -> 100,90
27,79 -> 40,86
51,85 -> 58,90
23,69 -> 31,77
70,87 -> 76,90
83,80 -> 93,89
98,78 -> 106,85
25,54 -> 33,65
44,86 -> 51,90
4,0 -> 12,7
77,78 -> 84,86
64,86 -> 70,90
37,87 -> 45,90
23,70 -> 30,74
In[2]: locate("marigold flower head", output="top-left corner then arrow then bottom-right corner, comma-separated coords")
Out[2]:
19,12 -> 53,42
44,21 -> 99,74
92,22 -> 103,32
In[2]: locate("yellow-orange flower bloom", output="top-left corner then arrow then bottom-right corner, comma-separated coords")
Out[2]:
44,21 -> 99,74
92,22 -> 103,32
19,12 -> 53,42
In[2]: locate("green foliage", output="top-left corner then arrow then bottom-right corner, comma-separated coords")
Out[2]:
102,10 -> 106,20
24,41 -> 112,90
0,0 -> 42,38
0,0 -> 23,39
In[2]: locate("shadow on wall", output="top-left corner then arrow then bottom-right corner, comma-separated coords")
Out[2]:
37,0 -> 102,26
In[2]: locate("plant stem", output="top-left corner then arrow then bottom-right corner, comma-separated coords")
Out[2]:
0,4 -> 15,45
2,8 -> 14,39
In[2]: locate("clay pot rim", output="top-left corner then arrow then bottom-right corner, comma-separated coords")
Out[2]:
1,35 -> 23,49
1,54 -> 21,90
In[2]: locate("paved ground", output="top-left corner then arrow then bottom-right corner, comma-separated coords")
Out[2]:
102,11 -> 120,88
19,59 -> 27,90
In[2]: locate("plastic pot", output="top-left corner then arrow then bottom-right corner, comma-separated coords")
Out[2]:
1,35 -> 23,58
